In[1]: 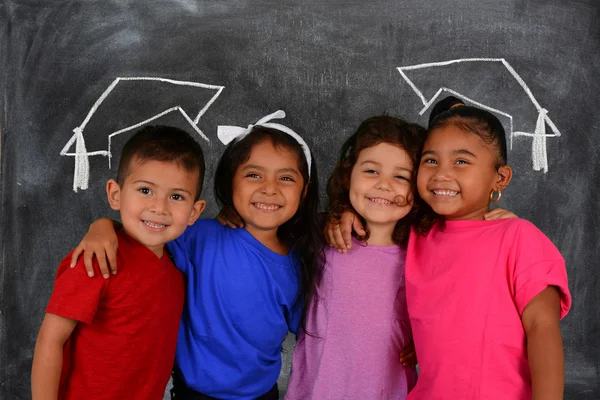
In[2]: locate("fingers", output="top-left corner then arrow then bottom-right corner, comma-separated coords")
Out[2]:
339,213 -> 357,250
400,351 -> 417,367
97,251 -> 111,279
70,245 -> 83,268
83,250 -> 95,278
324,224 -> 335,247
484,208 -> 517,220
217,214 -> 238,229
351,215 -> 366,237
330,224 -> 348,252
80,243 -> 117,279
217,207 -> 245,229
107,243 -> 118,275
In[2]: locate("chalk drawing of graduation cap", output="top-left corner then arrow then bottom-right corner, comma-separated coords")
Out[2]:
397,58 -> 561,173
60,77 -> 225,192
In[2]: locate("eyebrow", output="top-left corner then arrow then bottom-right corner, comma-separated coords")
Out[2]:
421,149 -> 477,158
132,180 -> 194,195
241,164 -> 301,176
360,160 -> 412,172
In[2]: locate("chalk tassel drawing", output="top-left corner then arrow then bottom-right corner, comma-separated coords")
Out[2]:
397,58 -> 561,173
60,77 -> 225,192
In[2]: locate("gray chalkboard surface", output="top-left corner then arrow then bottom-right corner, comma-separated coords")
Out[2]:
1,0 -> 599,398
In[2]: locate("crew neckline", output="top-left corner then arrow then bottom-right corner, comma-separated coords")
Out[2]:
233,226 -> 293,266
440,218 -> 513,233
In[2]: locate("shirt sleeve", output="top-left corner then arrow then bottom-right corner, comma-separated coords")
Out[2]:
285,296 -> 304,336
46,251 -> 107,324
511,220 -> 572,319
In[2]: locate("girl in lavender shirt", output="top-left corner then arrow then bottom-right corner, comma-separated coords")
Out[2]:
285,116 -> 422,400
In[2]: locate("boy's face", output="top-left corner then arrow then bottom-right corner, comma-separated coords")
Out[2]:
106,159 -> 205,258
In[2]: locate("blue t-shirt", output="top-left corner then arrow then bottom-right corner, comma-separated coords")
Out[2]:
167,218 -> 303,399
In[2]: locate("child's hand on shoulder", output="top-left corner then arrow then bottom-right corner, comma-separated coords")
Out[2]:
324,210 -> 365,253
70,218 -> 119,279
216,205 -> 245,229
484,208 -> 518,220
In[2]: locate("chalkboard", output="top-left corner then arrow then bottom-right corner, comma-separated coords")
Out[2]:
2,0 -> 599,398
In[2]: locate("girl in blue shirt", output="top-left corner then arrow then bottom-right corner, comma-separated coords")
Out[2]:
72,112 -> 322,400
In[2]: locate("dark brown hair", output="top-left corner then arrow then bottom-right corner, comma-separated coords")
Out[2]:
327,115 -> 425,247
117,125 -> 205,200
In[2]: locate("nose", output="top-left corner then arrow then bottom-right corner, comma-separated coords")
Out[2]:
375,176 -> 393,191
432,163 -> 453,181
149,195 -> 168,214
260,178 -> 278,196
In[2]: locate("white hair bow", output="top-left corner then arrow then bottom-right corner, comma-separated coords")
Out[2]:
217,110 -> 312,178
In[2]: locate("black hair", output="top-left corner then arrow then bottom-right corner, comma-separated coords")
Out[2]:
427,96 -> 508,167
117,125 -> 205,200
327,115 -> 425,247
214,125 -> 323,327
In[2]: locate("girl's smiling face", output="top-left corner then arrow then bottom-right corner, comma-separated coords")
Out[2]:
349,142 -> 414,237
231,140 -> 305,241
417,125 -> 512,221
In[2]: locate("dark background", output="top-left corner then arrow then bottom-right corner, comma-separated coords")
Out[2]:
1,0 -> 599,398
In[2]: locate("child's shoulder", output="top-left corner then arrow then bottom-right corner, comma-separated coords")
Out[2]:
498,217 -> 545,235
189,217 -> 223,230
182,217 -> 226,238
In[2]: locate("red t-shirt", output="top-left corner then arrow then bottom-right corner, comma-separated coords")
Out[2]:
46,230 -> 185,400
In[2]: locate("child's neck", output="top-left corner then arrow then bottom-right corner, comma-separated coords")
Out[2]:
364,222 -> 396,247
245,225 -> 289,255
445,204 -> 491,221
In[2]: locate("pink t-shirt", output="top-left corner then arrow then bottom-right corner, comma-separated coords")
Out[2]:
405,218 -> 571,400
286,238 -> 417,400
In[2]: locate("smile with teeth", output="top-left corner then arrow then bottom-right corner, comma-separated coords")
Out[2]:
368,197 -> 393,205
253,202 -> 281,211
432,189 -> 459,196
143,220 -> 167,229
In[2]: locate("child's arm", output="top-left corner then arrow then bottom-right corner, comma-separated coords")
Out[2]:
70,218 -> 120,278
521,286 -> 564,400
31,314 -> 77,400
325,208 -> 519,251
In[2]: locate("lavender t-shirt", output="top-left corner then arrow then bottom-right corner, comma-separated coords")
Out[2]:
286,238 -> 416,400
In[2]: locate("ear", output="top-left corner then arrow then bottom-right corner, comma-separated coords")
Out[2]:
494,165 -> 513,192
106,179 -> 121,211
187,199 -> 206,226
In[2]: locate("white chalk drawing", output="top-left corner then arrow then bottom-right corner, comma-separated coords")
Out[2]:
397,58 -> 561,173
60,77 -> 225,192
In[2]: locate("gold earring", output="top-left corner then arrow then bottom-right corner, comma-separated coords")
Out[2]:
489,190 -> 502,204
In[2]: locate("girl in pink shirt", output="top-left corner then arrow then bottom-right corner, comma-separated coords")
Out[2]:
285,116 -> 424,400
331,97 -> 571,400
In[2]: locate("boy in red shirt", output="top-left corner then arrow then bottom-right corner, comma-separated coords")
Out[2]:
31,125 -> 207,400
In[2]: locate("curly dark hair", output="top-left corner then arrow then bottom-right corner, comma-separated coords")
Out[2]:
327,116 -> 426,247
